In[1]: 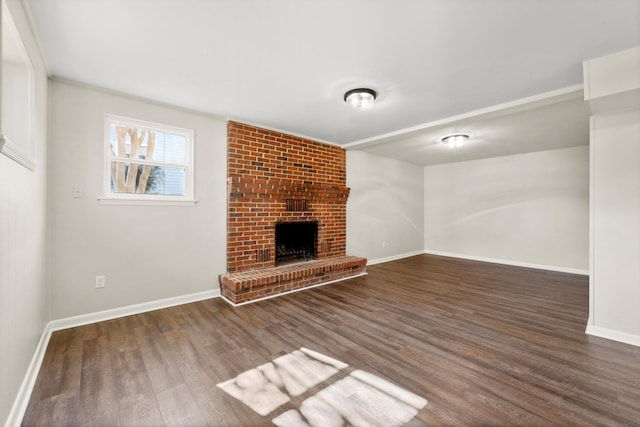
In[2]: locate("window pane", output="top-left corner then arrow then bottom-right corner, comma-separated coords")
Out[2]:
146,166 -> 185,196
151,132 -> 186,163
109,124 -> 186,164
111,161 -> 185,196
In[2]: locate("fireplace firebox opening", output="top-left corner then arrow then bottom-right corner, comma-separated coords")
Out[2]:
275,221 -> 318,265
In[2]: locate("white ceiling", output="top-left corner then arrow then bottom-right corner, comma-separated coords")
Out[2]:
25,0 -> 640,165
349,86 -> 590,166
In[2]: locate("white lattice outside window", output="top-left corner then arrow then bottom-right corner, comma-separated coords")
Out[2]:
100,115 -> 195,205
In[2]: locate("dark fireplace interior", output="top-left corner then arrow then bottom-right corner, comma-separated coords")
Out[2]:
275,221 -> 318,265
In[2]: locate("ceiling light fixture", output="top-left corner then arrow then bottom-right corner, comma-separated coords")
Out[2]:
344,88 -> 377,109
441,134 -> 469,148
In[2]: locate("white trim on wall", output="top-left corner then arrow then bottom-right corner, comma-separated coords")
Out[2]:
366,250 -> 425,266
48,289 -> 219,331
1,0 -> 37,171
586,321 -> 640,347
3,320 -> 51,427
588,116 -> 596,330
50,77 -> 223,121
423,249 -> 589,276
4,289 -> 219,427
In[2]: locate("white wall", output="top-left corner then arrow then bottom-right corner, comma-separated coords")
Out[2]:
586,47 -> 640,345
590,111 -> 640,339
424,147 -> 589,272
346,151 -> 424,263
49,80 -> 227,319
0,0 -> 49,424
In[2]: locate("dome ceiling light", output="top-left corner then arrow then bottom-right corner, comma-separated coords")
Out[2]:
344,88 -> 377,109
441,134 -> 469,148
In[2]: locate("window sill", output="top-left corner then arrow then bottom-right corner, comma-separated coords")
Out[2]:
98,196 -> 197,207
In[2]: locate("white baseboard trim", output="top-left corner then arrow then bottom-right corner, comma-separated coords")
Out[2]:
48,289 -> 220,332
221,272 -> 368,307
585,322 -> 640,347
5,289 -> 219,427
4,322 -> 53,427
367,250 -> 425,266
423,250 -> 589,276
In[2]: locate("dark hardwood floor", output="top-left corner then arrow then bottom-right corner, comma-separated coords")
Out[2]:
22,255 -> 640,426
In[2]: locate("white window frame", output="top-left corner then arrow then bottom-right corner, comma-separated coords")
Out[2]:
0,0 -> 36,171
99,114 -> 196,206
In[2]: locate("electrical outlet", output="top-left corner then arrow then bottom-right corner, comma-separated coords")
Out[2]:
382,241 -> 387,248
95,275 -> 106,288
73,186 -> 83,198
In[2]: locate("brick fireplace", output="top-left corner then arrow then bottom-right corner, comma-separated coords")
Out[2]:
219,121 -> 367,304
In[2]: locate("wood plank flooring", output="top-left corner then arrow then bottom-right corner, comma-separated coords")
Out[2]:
22,254 -> 640,426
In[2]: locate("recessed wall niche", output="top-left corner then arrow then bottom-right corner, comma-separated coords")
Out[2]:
0,1 -> 35,170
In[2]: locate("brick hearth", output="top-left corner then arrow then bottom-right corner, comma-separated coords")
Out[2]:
219,256 -> 367,305
220,121 -> 366,304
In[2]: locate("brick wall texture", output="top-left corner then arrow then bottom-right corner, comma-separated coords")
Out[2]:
226,121 -> 350,273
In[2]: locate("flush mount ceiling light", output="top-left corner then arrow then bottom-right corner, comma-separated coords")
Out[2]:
344,88 -> 377,109
441,134 -> 469,148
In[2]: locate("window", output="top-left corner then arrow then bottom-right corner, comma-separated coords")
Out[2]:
0,1 -> 36,170
100,115 -> 195,205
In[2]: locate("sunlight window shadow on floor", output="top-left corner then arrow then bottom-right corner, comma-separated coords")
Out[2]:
217,347 -> 427,426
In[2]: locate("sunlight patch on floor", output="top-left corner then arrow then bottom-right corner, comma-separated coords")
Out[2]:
217,347 -> 347,416
217,348 -> 427,426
